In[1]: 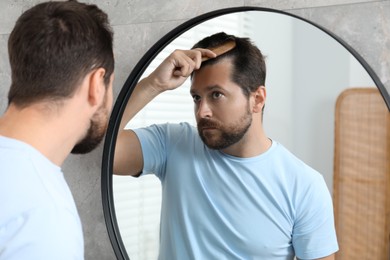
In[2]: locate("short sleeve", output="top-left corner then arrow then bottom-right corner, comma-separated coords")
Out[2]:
292,175 -> 339,259
133,123 -> 196,180
133,124 -> 169,179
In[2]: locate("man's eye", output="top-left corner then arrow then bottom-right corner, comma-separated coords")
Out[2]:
192,95 -> 201,102
212,92 -> 223,99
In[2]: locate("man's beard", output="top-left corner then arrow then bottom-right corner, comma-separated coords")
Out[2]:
197,106 -> 252,150
71,106 -> 109,154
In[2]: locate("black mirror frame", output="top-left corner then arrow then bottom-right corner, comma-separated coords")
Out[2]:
101,6 -> 390,260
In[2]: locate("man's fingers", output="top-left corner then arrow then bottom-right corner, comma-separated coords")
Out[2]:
169,48 -> 217,77
196,48 -> 217,63
172,54 -> 196,77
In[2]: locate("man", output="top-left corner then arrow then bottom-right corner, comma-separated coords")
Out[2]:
0,1 -> 114,259
114,32 -> 338,259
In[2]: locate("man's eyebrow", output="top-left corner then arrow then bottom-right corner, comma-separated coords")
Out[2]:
190,85 -> 222,95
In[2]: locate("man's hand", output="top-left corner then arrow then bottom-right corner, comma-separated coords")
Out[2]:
145,48 -> 216,93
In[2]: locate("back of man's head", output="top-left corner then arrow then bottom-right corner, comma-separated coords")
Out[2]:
7,0 -> 114,108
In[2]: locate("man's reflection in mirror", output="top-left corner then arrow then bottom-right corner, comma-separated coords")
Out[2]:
114,32 -> 338,260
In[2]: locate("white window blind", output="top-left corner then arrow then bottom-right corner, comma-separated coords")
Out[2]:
113,12 -> 251,260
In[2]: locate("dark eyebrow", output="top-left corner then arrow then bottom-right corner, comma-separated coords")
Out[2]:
190,85 -> 223,95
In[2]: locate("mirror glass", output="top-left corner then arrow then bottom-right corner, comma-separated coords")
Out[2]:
107,9 -> 386,260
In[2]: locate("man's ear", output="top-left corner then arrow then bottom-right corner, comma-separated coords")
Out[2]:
87,68 -> 106,108
252,86 -> 266,113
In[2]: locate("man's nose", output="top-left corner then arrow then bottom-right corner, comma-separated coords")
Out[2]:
196,100 -> 212,119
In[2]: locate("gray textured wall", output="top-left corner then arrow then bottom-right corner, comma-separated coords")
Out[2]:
0,0 -> 389,259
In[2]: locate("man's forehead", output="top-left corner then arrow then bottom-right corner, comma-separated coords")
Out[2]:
195,59 -> 232,77
190,61 -> 236,93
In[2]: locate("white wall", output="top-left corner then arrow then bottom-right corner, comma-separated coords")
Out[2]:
249,12 -> 295,149
252,13 -> 375,191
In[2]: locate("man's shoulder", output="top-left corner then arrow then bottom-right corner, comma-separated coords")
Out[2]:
139,122 -> 198,140
271,141 -> 323,181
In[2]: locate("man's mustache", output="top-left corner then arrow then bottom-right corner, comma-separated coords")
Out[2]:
197,118 -> 220,129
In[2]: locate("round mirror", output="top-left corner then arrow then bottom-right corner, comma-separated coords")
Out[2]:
102,7 -> 390,260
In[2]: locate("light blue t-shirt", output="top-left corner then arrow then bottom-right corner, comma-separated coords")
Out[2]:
134,123 -> 338,260
0,136 -> 84,260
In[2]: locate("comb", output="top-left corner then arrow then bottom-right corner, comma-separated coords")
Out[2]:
202,39 -> 236,62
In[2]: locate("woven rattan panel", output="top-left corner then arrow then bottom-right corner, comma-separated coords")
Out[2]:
333,88 -> 390,260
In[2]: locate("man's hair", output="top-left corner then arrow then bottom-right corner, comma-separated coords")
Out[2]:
192,32 -> 266,98
7,0 -> 114,107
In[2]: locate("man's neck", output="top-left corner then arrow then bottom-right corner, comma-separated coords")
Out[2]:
0,104 -> 81,166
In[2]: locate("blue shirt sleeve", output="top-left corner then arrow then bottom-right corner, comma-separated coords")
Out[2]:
133,124 -> 169,179
292,174 -> 339,259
